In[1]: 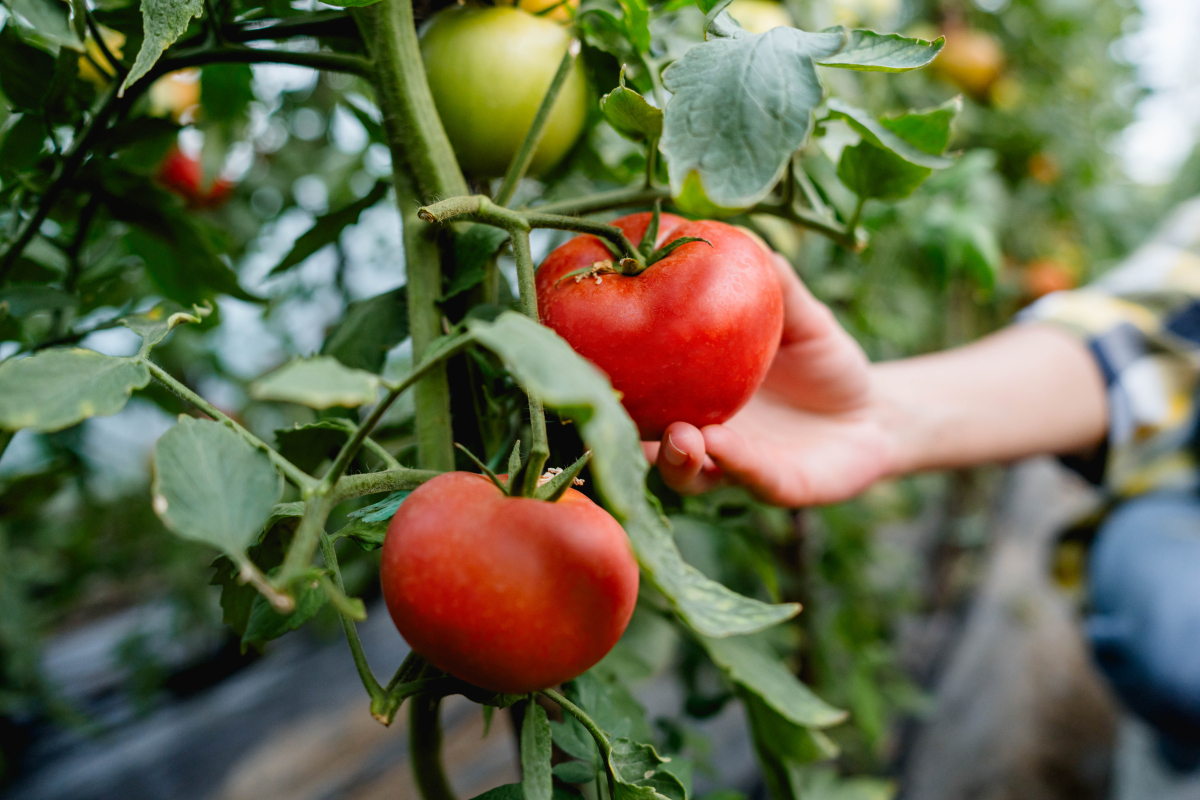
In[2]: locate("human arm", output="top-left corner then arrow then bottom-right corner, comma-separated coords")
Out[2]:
646,257 -> 1109,507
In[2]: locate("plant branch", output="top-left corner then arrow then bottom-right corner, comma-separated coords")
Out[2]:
320,532 -> 383,701
509,229 -> 549,495
332,466 -> 441,503
418,195 -> 642,263
86,11 -> 127,78
144,360 -> 315,490
223,12 -> 359,43
846,195 -> 866,234
494,41 -> 579,208
411,695 -> 458,800
540,688 -> 611,757
151,44 -> 370,77
753,200 -> 863,252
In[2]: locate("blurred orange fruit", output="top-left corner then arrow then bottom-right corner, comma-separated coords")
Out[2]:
934,27 -> 1005,99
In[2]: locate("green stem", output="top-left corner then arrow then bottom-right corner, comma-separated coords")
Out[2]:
411,695 -> 458,800
277,491 -> 336,588
144,44 -> 370,77
509,229 -> 549,496
320,532 -> 383,701
222,12 -> 357,43
540,688 -> 611,757
753,200 -> 862,252
494,41 -> 579,208
792,156 -> 828,217
144,360 -> 315,490
418,196 -> 642,264
360,436 -> 402,470
354,0 -> 467,200
644,55 -> 667,110
526,185 -> 669,217
332,466 -> 441,503
846,195 -> 866,235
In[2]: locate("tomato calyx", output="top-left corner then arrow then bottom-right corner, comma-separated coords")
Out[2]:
590,200 -> 714,278
454,441 -> 590,501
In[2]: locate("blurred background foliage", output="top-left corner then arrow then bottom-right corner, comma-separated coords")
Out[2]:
0,0 -> 1197,790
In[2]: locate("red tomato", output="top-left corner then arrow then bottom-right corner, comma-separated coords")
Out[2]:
380,472 -> 639,693
536,212 -> 784,440
156,147 -> 233,208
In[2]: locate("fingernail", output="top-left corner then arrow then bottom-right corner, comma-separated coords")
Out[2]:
663,433 -> 688,466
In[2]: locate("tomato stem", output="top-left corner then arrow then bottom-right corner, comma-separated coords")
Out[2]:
411,696 -> 459,800
320,532 -> 385,702
510,228 -> 551,495
495,39 -> 580,208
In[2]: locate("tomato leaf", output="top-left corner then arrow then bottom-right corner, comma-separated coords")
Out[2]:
600,70 -> 662,143
742,691 -> 838,764
550,717 -> 599,764
275,420 -> 353,474
250,356 -> 381,409
837,98 -> 960,201
119,300 -> 212,354
0,25 -> 57,109
470,785 -> 524,800
617,0 -> 651,54
661,27 -> 843,210
446,224 -> 510,300
270,181 -> 390,276
119,0 -> 204,96
698,633 -> 846,728
608,738 -> 686,800
552,760 -> 597,784
152,417 -> 283,558
824,98 -> 955,170
332,490 -> 411,550
466,312 -> 799,637
5,0 -> 84,52
0,349 -> 150,432
521,703 -> 553,800
816,28 -> 944,72
241,570 -> 329,649
321,286 -> 408,374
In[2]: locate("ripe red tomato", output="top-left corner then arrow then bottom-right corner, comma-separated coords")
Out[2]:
380,472 -> 639,693
156,147 -> 233,208
536,212 -> 784,440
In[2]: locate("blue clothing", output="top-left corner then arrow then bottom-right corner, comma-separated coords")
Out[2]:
1088,491 -> 1200,770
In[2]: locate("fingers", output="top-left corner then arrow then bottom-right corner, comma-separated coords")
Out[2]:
651,422 -> 723,495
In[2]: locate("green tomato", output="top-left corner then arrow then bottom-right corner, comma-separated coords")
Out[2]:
420,7 -> 588,178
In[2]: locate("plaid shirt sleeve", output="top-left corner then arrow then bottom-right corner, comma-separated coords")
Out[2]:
1019,198 -> 1200,498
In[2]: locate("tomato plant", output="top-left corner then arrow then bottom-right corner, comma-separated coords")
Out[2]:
537,211 -> 783,439
0,0 -> 1161,795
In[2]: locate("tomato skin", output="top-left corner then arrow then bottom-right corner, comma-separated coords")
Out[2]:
420,7 -> 588,177
537,213 -> 784,440
156,148 -> 233,208
380,472 -> 639,693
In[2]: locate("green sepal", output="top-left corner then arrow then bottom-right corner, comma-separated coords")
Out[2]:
507,439 -> 524,480
638,200 -> 662,260
646,236 -> 713,267
455,442 -> 509,495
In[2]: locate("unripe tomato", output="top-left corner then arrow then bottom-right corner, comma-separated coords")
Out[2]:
149,70 -> 202,122
420,7 -> 588,177
78,26 -> 125,89
381,472 -> 638,693
536,213 -> 784,440
934,27 -> 1005,99
727,0 -> 792,34
156,148 -> 234,209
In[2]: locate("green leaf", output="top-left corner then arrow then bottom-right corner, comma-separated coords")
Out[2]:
0,24 -> 56,109
661,27 -> 843,209
817,29 -> 943,72
446,224 -> 509,300
578,9 -> 639,65
617,0 -> 650,54
521,703 -> 553,800
743,691 -> 838,763
119,0 -> 204,96
471,785 -> 524,800
250,356 -> 381,409
275,420 -> 352,474
5,0 -> 84,51
119,300 -> 212,354
152,417 -> 284,557
466,312 -> 798,638
698,633 -> 846,728
210,556 -> 257,637
241,571 -> 328,648
0,113 -> 49,176
270,181 -> 389,277
551,717 -> 599,764
552,761 -> 598,784
609,738 -> 687,800
119,215 -> 255,305
824,99 -> 955,170
600,69 -> 662,143
837,99 -> 959,201
317,0 -> 381,7
321,287 -> 408,374
332,490 -> 410,550
0,349 -> 150,432
569,670 -> 653,743
199,63 -> 253,123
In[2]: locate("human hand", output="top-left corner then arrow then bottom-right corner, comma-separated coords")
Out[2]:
643,255 -> 898,507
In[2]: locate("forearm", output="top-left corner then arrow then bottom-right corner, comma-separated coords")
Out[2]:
873,323 -> 1108,475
